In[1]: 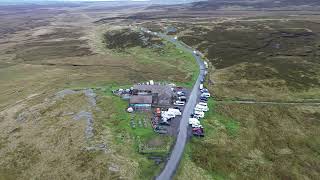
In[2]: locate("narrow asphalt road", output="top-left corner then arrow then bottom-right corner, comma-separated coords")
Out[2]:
150,31 -> 206,180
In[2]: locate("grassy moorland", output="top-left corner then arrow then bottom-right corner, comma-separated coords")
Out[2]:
176,99 -> 320,180
157,15 -> 320,180
178,18 -> 320,101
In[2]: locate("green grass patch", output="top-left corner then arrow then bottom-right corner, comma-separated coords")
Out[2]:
203,98 -> 240,137
175,98 -> 240,179
119,41 -> 199,88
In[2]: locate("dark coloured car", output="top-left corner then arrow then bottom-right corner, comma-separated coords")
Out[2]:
200,97 -> 208,101
178,96 -> 187,102
201,88 -> 209,93
159,121 -> 170,126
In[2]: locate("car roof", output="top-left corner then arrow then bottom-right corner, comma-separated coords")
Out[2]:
199,102 -> 207,104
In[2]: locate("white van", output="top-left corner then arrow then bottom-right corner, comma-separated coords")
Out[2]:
199,84 -> 204,90
161,111 -> 176,119
168,108 -> 182,116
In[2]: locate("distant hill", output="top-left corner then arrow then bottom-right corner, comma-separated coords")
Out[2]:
190,0 -> 320,10
0,0 -> 202,6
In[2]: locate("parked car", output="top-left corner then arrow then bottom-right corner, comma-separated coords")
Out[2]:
194,106 -> 209,112
174,101 -> 185,106
197,102 -> 208,109
162,111 -> 176,119
168,108 -> 182,116
199,84 -> 204,90
201,88 -> 209,93
189,118 -> 200,127
194,111 -> 204,118
196,105 -> 209,111
193,115 -> 201,119
176,91 -> 185,96
200,99 -> 208,103
159,120 -> 170,126
201,92 -> 211,98
193,127 -> 204,137
191,113 -> 202,119
199,102 -> 207,105
192,124 -> 203,128
200,97 -> 208,102
178,96 -> 187,102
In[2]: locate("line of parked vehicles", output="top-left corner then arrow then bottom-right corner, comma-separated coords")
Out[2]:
189,84 -> 211,137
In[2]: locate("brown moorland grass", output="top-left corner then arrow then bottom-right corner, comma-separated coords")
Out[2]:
176,103 -> 320,180
177,17 -> 320,101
